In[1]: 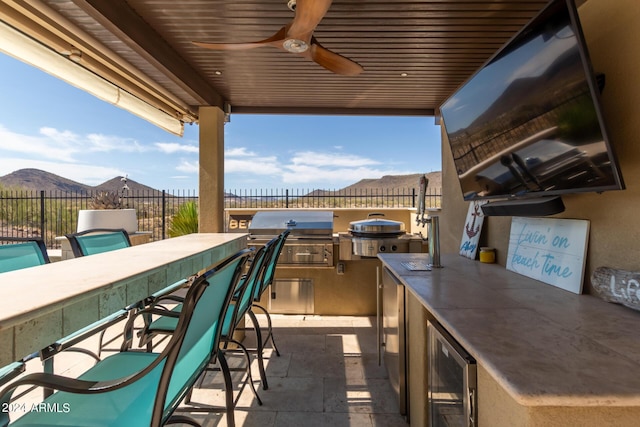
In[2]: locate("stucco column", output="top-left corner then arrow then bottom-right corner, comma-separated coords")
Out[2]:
198,106 -> 225,232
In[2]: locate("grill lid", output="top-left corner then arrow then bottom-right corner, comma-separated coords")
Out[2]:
349,216 -> 406,238
249,210 -> 334,238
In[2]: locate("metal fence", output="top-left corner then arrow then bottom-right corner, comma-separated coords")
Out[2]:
225,187 -> 441,209
0,189 -> 197,248
0,187 -> 441,248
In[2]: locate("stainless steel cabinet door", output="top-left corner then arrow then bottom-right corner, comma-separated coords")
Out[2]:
382,267 -> 407,416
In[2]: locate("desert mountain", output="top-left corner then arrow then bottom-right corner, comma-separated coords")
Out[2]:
345,172 -> 441,192
0,168 -> 90,193
0,168 -> 442,194
0,169 -> 157,193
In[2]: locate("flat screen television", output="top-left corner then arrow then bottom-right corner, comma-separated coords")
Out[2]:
440,0 -> 624,203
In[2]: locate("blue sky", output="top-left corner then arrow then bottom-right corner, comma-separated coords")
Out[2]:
0,52 -> 442,191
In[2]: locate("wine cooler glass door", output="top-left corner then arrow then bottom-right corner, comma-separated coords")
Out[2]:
427,321 -> 477,427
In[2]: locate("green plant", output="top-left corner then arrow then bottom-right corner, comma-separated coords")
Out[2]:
168,201 -> 198,237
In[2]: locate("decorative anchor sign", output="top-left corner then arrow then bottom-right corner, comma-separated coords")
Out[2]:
459,200 -> 487,259
466,203 -> 482,238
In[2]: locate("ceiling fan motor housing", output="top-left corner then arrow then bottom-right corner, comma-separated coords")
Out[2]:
283,38 -> 308,53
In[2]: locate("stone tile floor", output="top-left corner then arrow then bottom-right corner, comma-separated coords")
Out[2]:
9,314 -> 409,427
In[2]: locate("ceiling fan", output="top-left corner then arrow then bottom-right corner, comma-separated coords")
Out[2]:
192,0 -> 363,76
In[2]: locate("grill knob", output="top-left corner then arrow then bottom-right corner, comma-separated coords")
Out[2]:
379,245 -> 386,252
391,245 -> 398,252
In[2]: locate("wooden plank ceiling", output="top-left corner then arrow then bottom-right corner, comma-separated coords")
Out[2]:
10,0 -> 553,121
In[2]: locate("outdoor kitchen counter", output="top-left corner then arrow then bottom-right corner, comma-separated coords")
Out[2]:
0,233 -> 247,366
379,252 -> 640,408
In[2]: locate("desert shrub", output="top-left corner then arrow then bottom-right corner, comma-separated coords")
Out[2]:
168,201 -> 198,237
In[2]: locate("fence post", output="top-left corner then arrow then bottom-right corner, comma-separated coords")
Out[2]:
286,189 -> 289,209
162,190 -> 166,240
412,188 -> 416,208
39,190 -> 46,245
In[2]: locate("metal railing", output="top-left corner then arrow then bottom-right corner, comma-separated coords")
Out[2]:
0,190 -> 197,248
224,187 -> 441,209
0,187 -> 441,248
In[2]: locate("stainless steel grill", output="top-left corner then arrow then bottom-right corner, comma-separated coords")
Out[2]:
248,210 -> 334,266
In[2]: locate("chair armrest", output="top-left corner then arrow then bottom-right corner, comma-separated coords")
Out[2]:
151,295 -> 185,305
120,306 -> 181,351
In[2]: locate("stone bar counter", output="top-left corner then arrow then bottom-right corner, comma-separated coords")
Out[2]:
0,233 -> 247,367
379,252 -> 640,427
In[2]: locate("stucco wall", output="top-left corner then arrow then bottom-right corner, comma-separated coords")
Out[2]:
440,0 -> 640,294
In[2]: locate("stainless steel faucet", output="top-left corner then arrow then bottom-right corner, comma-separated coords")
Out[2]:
416,175 -> 429,227
416,174 -> 442,268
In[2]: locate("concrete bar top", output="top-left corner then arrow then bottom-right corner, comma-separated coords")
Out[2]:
379,252 -> 640,407
0,233 -> 247,366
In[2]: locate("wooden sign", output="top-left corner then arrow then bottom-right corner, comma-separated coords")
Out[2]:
591,267 -> 640,312
459,200 -> 487,259
506,217 -> 590,294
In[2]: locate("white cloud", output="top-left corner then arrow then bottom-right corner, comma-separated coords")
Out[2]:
225,147 -> 256,157
0,124 -> 150,163
290,151 -> 379,168
226,156 -> 280,175
281,164 -> 409,186
87,133 -> 147,153
155,142 -> 198,154
223,148 -> 406,187
39,127 -> 80,144
175,160 -> 199,173
0,125 -> 80,162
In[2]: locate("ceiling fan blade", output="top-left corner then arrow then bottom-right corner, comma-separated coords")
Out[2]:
288,0 -> 333,38
307,39 -> 363,76
193,27 -> 287,51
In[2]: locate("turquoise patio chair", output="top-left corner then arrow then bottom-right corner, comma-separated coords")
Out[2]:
0,238 -> 50,273
65,228 -> 132,257
134,241 -> 274,409
0,237 -> 124,397
65,229 -> 136,358
0,248 -> 251,427
245,229 -> 289,382
66,228 -> 188,358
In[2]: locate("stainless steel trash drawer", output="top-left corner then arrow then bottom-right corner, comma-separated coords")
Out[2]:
269,279 -> 314,314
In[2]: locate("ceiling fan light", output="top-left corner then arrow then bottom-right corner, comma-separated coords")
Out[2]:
283,38 -> 308,53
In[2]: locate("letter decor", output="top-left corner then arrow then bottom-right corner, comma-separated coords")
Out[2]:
591,267 -> 640,312
506,217 -> 590,294
459,200 -> 488,259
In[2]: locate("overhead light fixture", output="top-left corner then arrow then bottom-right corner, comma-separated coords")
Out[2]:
0,20 -> 183,136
